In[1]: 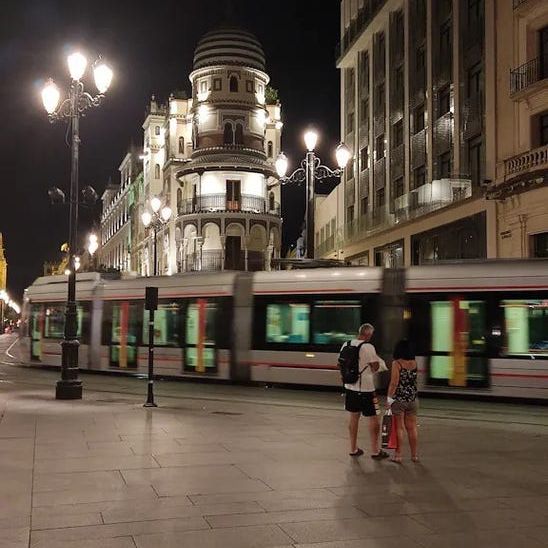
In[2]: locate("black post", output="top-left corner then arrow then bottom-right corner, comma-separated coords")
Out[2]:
57,81 -> 82,400
153,225 -> 158,276
144,286 -> 158,407
305,151 -> 316,259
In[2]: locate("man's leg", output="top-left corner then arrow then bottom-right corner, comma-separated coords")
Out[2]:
368,415 -> 381,455
348,412 -> 361,453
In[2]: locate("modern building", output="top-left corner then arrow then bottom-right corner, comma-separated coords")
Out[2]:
100,25 -> 283,276
325,0 -> 494,267
0,232 -> 7,291
487,0 -> 548,258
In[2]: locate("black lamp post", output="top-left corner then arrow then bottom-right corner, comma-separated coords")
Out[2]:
275,130 -> 352,259
42,52 -> 113,400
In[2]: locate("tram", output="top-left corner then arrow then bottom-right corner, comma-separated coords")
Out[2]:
20,260 -> 548,400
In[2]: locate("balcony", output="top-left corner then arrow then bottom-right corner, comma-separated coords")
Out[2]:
316,178 -> 473,257
510,56 -> 548,96
504,143 -> 548,179
177,194 -> 281,216
182,249 -> 265,272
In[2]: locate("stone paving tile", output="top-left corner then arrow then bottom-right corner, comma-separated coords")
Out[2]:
30,537 -> 137,548
279,516 -> 433,544
31,511 -> 104,531
155,450 -> 275,467
295,538 -> 424,548
34,454 -> 159,474
133,524 -> 294,548
29,517 -> 208,546
33,470 -> 126,493
411,529 -> 548,548
129,441 -> 227,455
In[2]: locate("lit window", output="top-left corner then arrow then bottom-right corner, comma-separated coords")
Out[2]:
313,300 -> 361,344
502,300 -> 548,356
266,303 -> 310,344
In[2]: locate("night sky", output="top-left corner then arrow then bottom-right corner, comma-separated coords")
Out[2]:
0,0 -> 341,299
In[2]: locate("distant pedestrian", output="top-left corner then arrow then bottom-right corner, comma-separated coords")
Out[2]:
386,339 -> 419,463
339,323 -> 389,459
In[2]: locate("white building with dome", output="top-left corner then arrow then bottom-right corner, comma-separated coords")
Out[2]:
101,25 -> 283,275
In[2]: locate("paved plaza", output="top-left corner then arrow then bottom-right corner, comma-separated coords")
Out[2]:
1,334 -> 547,548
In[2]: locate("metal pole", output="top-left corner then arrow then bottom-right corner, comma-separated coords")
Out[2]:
305,151 -> 316,259
144,305 -> 157,407
57,80 -> 82,400
153,225 -> 158,277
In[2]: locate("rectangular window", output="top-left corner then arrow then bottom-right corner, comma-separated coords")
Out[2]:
392,120 -> 403,148
439,151 -> 452,178
393,177 -> 404,198
376,187 -> 385,208
185,299 -> 218,372
440,19 -> 452,62
532,232 -> 548,258
246,80 -> 254,92
266,303 -> 310,344
416,45 -> 426,85
438,86 -> 451,117
467,137 -> 482,185
429,298 -> 487,385
394,65 -> 404,102
143,302 -> 181,347
414,165 -> 426,189
347,112 -> 355,133
313,300 -> 361,345
361,196 -> 369,215
360,146 -> 369,171
467,62 -> 482,98
347,205 -> 355,222
376,83 -> 385,112
502,300 -> 548,356
359,51 -> 369,88
361,98 -> 369,125
200,81 -> 207,92
44,304 -> 87,340
213,78 -> 222,91
109,301 -> 140,368
155,126 -> 161,136
414,104 -> 425,133
540,113 -> 548,146
375,134 -> 385,160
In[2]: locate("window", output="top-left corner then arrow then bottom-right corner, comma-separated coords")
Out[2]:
360,146 -> 369,171
440,19 -> 452,62
416,45 -> 426,84
178,136 -> 185,154
540,113 -> 548,146
467,136 -> 482,185
413,165 -> 426,189
229,75 -> 238,92
532,232 -> 548,258
142,302 -> 180,347
375,134 -> 385,160
200,81 -> 207,92
393,177 -> 404,198
347,112 -> 355,134
540,26 -> 548,79
155,126 -> 160,136
467,62 -> 482,98
359,51 -> 369,89
266,303 -> 310,343
439,151 -> 452,178
467,0 -> 482,23
44,304 -> 86,339
438,86 -> 451,117
361,98 -> 369,124
375,83 -> 385,113
155,164 -> 160,179
376,187 -> 385,208
223,122 -> 234,145
267,140 -> 273,158
185,298 -> 218,372
313,300 -> 361,344
503,300 -> 548,356
414,104 -> 425,133
213,78 -> 222,91
394,65 -> 404,102
392,120 -> 403,148
347,205 -> 354,222
246,80 -> 254,92
361,195 -> 369,215
429,298 -> 487,386
235,123 -> 243,145
108,301 -> 139,368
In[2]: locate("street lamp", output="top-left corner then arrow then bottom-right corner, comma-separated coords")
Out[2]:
41,52 -> 113,400
141,196 -> 172,276
87,233 -> 99,270
275,130 -> 351,259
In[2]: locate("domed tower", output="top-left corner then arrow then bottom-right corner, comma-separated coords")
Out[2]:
173,25 -> 283,272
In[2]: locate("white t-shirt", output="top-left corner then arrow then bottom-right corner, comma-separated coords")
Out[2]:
340,340 -> 385,392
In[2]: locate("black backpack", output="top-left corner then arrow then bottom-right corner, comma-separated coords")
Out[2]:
338,341 -> 366,384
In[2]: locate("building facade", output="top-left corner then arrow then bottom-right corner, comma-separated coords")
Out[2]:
101,25 -> 283,276
0,233 -> 7,291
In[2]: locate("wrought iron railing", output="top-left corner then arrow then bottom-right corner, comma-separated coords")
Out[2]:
177,195 -> 280,216
504,144 -> 548,177
183,249 -> 264,272
510,56 -> 547,94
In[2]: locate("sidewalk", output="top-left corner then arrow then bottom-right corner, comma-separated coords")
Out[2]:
1,337 -> 547,547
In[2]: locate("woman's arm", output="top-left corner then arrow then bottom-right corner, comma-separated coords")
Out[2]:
387,360 -> 401,402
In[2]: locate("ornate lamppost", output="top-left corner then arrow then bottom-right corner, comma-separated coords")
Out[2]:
275,130 -> 351,259
41,52 -> 113,400
141,196 -> 172,277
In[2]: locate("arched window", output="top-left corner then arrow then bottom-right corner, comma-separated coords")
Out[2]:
269,191 -> 275,212
155,164 -> 160,179
267,141 -> 273,158
177,188 -> 183,213
235,123 -> 244,145
229,75 -> 238,92
224,122 -> 234,145
178,136 -> 184,154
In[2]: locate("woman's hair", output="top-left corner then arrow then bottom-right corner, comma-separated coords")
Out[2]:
393,339 -> 415,360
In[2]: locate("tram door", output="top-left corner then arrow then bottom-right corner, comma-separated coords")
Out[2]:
184,298 -> 218,373
109,301 -> 138,368
30,304 -> 43,361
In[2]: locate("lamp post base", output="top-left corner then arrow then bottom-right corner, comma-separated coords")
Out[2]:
143,381 -> 157,408
55,379 -> 83,400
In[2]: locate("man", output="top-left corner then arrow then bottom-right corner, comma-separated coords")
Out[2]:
342,323 -> 389,459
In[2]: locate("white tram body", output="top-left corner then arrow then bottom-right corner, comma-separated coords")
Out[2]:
20,261 -> 548,400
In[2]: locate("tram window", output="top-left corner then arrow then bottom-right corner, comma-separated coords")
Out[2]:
110,301 -> 140,368
186,299 -> 217,372
266,303 -> 310,344
430,299 -> 486,383
313,300 -> 361,344
502,300 -> 548,356
44,303 -> 87,339
143,301 -> 180,347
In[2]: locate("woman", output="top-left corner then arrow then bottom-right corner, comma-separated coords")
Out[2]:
387,339 -> 419,463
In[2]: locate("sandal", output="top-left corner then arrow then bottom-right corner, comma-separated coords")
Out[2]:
371,450 -> 389,460
349,448 -> 364,457
390,455 -> 402,463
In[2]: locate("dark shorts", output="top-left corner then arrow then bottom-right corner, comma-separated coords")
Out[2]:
391,399 -> 419,416
345,389 -> 379,416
